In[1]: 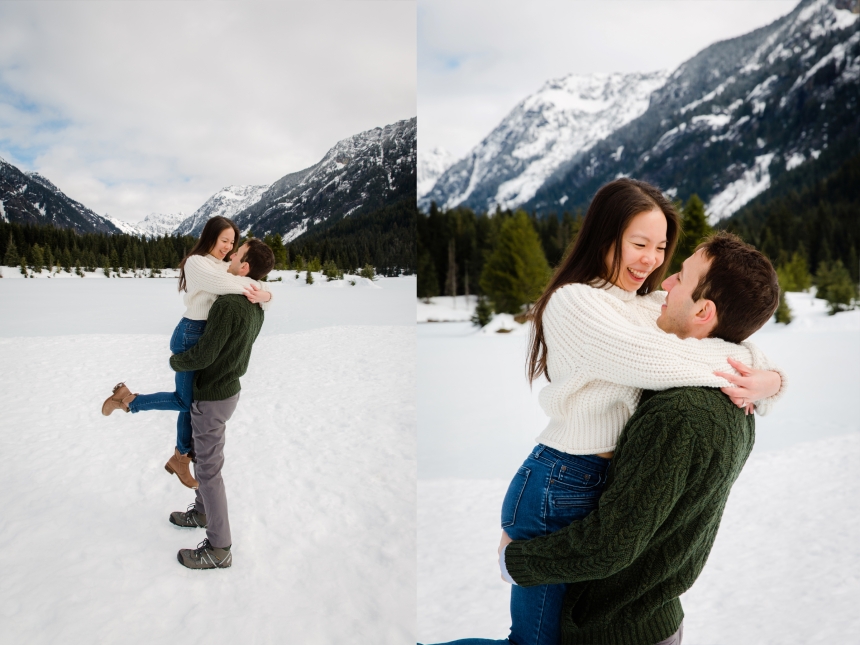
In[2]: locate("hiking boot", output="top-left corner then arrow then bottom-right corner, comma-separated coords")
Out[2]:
165,448 -> 199,489
101,382 -> 137,416
169,503 -> 207,528
177,538 -> 232,569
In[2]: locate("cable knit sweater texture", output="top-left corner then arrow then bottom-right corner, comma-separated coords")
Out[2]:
181,254 -> 270,321
535,281 -> 784,455
505,387 -> 755,645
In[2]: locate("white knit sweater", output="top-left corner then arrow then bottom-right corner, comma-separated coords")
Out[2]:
181,254 -> 271,321
535,281 -> 785,455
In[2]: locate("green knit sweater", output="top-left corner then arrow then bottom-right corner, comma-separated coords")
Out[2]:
504,387 -> 755,645
169,294 -> 264,401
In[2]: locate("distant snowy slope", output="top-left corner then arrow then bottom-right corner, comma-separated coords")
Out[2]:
0,160 -> 120,234
420,72 -> 670,213
105,212 -> 187,238
418,146 -> 456,198
174,185 -> 269,237
232,117 -> 417,241
524,0 -> 859,221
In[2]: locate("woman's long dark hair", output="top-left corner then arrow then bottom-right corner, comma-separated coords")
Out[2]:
178,216 -> 240,292
526,178 -> 681,383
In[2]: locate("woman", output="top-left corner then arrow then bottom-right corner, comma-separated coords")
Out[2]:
100,216 -> 272,489
493,178 -> 783,645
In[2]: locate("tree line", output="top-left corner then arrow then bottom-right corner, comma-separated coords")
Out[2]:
418,190 -> 858,324
1,221 -> 196,276
1,198 -> 417,279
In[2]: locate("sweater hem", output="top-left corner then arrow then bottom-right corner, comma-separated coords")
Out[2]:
560,601 -> 684,645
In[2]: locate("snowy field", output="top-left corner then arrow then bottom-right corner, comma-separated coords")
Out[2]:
0,271 -> 416,644
418,291 -> 860,644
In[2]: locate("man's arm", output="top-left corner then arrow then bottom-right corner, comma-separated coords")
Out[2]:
502,391 -> 700,587
169,301 -> 235,373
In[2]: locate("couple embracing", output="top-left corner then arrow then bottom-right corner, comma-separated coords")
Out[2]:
101,216 -> 275,570
430,179 -> 785,645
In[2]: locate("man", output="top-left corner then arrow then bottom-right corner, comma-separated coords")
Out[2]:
494,232 -> 782,644
167,238 -> 275,570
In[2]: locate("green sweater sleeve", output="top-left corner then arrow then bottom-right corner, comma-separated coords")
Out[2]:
504,393 -> 699,587
169,301 -> 236,373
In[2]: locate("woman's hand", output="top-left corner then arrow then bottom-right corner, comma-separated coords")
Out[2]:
243,283 -> 272,304
498,529 -> 513,556
714,357 -> 781,415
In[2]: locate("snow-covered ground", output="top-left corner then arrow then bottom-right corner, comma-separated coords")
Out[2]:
418,291 -> 860,643
0,274 -> 416,644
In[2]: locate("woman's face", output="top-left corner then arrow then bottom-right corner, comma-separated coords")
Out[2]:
209,227 -> 236,260
604,208 -> 668,292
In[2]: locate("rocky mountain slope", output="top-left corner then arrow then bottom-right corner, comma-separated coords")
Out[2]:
526,0 -> 859,221
419,72 -> 670,213
232,117 -> 416,241
174,185 -> 268,237
422,0 -> 859,223
0,158 -> 121,234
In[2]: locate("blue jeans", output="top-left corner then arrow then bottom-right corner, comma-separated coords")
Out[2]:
502,446 -> 610,645
425,446 -> 610,645
126,317 -> 206,455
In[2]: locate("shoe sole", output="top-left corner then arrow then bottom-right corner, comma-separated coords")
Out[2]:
165,463 -> 198,489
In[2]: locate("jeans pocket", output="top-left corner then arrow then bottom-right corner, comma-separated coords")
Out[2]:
501,466 -> 530,529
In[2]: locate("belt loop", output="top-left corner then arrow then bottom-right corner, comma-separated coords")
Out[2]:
533,445 -> 545,459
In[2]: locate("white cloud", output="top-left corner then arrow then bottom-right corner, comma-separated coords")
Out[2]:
0,1 -> 416,222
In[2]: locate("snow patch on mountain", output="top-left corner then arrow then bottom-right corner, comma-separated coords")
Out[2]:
422,72 -> 669,213
418,147 -> 456,198
175,185 -> 269,237
707,153 -> 776,222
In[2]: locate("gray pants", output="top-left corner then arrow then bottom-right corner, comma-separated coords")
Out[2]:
191,394 -> 239,549
655,622 -> 683,645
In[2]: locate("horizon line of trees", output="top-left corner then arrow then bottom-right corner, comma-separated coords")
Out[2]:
418,192 -> 858,324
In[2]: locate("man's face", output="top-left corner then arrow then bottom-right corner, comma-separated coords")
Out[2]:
656,248 -> 715,339
228,244 -> 251,277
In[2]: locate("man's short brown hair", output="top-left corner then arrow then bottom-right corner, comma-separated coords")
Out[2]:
693,231 -> 779,343
242,239 -> 275,281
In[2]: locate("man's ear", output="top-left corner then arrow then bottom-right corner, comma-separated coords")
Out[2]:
693,298 -> 717,329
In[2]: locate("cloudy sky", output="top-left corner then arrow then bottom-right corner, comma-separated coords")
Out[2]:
419,0 -> 800,160
0,1 -> 416,222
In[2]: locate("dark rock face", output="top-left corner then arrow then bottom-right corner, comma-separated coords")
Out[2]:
0,160 -> 120,234
232,117 -> 416,241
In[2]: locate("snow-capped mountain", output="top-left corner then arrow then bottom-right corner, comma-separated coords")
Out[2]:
524,0 -> 859,221
174,185 -> 269,237
418,146 -> 456,198
420,72 -> 670,213
0,160 -> 120,234
424,0 -> 858,223
232,117 -> 416,241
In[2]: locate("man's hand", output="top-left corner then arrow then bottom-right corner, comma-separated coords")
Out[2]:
715,357 -> 781,415
243,283 -> 272,304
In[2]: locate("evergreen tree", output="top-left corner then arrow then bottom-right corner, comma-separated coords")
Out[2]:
305,268 -> 314,285
360,264 -> 376,281
417,246 -> 439,301
3,234 -> 18,267
309,256 -> 322,272
62,248 -> 72,273
471,296 -> 494,328
777,251 -> 812,293
19,255 -> 28,277
670,194 -> 712,274
110,248 -> 120,275
75,259 -> 83,277
45,246 -> 55,273
101,254 -> 111,278
479,211 -> 550,314
122,248 -> 131,274
816,260 -> 856,315
30,243 -> 44,273
774,291 -> 792,324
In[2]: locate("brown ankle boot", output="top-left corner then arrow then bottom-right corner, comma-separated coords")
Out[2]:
102,383 -> 138,416
165,448 -> 199,489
